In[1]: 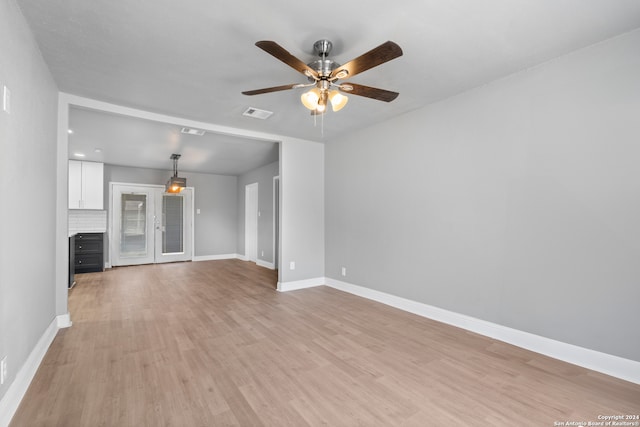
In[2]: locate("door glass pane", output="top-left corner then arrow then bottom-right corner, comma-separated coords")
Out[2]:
163,195 -> 183,254
120,194 -> 148,257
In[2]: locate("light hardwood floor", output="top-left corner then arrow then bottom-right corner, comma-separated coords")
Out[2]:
10,260 -> 640,426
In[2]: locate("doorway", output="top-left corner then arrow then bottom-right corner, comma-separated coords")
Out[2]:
111,183 -> 193,267
244,182 -> 258,262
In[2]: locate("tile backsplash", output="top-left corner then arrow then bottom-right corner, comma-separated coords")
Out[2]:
69,210 -> 107,234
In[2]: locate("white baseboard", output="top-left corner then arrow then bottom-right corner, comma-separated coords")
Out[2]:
193,254 -> 273,269
56,313 -> 72,328
324,277 -> 640,385
193,253 -> 241,262
0,317 -> 60,427
277,277 -> 324,292
256,259 -> 275,270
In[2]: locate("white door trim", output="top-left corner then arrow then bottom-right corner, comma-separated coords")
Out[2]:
244,182 -> 258,263
273,176 -> 280,271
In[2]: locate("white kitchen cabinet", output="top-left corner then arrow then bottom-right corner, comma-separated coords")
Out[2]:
68,160 -> 104,209
68,160 -> 82,208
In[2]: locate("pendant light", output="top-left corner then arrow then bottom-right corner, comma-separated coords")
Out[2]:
166,154 -> 186,193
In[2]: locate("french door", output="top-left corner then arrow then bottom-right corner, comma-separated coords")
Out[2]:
111,183 -> 193,267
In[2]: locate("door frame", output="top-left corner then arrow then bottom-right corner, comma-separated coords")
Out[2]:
273,176 -> 280,271
244,182 -> 258,263
108,182 -> 195,267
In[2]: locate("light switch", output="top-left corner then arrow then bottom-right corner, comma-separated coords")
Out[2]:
196,209 -> 201,214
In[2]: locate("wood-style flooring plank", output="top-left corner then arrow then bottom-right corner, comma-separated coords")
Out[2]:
9,259 -> 640,426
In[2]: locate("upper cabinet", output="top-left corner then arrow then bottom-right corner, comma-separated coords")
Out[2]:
69,160 -> 104,209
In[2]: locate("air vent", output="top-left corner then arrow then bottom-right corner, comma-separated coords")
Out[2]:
180,127 -> 205,136
243,107 -> 273,120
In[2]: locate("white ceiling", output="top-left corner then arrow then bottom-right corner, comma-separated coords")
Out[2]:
15,0 -> 640,174
68,106 -> 279,175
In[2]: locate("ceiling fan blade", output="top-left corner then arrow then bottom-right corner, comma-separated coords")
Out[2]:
255,41 -> 319,79
339,83 -> 399,102
331,41 -> 403,80
242,84 -> 302,96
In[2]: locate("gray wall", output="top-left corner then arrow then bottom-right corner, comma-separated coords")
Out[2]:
237,161 -> 279,265
104,164 -> 238,258
280,139 -> 325,282
0,0 -> 59,401
325,30 -> 640,362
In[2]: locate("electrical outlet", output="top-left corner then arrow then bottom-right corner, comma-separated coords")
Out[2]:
261,250 -> 264,257
289,261 -> 295,270
0,356 -> 7,385
341,267 -> 347,277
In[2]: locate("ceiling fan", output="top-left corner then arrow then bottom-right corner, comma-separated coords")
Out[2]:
242,39 -> 403,114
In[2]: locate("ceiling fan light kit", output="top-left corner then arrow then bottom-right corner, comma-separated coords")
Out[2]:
328,90 -> 348,112
242,39 -> 402,117
300,87 -> 321,110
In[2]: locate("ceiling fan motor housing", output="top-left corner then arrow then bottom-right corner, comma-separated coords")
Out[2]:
307,39 -> 340,80
307,59 -> 339,79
